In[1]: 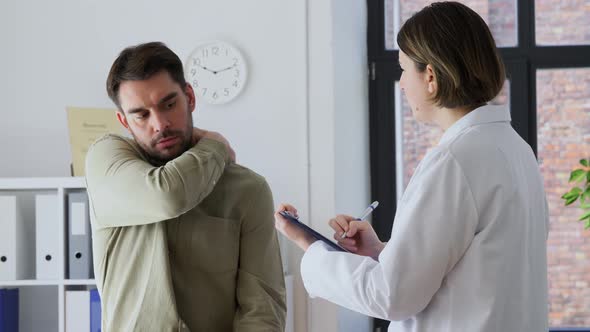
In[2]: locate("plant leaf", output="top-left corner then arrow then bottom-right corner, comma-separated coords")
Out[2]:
581,202 -> 590,209
586,219 -> 590,230
580,210 -> 590,221
570,169 -> 586,183
587,170 -> 590,183
564,187 -> 583,197
582,188 -> 590,203
566,196 -> 579,206
581,159 -> 589,167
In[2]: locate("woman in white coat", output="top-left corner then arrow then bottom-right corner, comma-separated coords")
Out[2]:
274,2 -> 549,331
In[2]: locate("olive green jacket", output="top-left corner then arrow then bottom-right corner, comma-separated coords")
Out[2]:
85,134 -> 286,332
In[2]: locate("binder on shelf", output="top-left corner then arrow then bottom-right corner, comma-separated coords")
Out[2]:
0,288 -> 19,332
90,288 -> 101,332
36,194 -> 63,280
65,290 -> 90,332
0,195 -> 32,281
67,191 -> 93,279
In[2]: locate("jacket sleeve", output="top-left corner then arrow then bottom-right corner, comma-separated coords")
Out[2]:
301,149 -> 479,321
85,134 -> 228,229
233,179 -> 287,332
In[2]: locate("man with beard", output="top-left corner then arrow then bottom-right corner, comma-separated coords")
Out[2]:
85,42 -> 286,331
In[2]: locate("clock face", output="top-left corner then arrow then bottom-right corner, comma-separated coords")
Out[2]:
185,41 -> 247,105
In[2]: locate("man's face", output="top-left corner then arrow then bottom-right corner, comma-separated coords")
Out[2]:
116,71 -> 195,165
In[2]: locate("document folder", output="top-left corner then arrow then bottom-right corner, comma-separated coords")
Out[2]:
67,191 -> 93,279
0,196 -> 31,281
65,290 -> 90,332
36,194 -> 62,279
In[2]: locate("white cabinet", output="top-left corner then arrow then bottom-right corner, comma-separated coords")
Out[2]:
0,177 -> 294,332
0,177 -> 92,332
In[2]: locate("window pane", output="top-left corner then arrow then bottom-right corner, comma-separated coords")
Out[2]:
538,68 -> 590,327
394,80 -> 510,196
384,0 -> 517,50
536,0 -> 590,46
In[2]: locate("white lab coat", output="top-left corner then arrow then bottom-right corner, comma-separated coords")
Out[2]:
301,105 -> 549,332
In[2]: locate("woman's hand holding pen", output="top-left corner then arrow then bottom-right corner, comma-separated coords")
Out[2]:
329,215 -> 385,260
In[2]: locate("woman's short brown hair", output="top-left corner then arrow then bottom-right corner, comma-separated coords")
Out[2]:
106,42 -> 187,108
397,1 -> 505,109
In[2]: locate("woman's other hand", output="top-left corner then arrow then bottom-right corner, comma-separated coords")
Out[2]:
274,203 -> 317,251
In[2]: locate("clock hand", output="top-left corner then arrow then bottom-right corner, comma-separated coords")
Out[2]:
195,63 -> 216,74
213,64 -> 237,73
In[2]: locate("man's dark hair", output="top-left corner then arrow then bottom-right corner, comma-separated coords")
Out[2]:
106,42 -> 187,108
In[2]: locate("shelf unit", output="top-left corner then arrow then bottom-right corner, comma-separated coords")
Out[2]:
0,177 -> 294,332
0,177 -> 94,332
0,279 -> 95,287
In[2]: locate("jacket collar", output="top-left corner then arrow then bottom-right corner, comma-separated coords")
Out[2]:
439,104 -> 511,145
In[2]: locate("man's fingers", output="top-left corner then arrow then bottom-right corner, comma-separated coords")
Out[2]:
194,127 -> 207,136
228,147 -> 236,162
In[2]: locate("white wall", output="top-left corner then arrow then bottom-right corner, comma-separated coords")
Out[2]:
0,0 -> 309,208
0,1 -> 370,331
308,0 -> 371,331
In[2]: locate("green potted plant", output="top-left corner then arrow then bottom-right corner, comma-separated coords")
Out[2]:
562,158 -> 590,229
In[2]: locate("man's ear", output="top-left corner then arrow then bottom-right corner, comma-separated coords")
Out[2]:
116,110 -> 130,129
185,83 -> 196,113
425,64 -> 437,94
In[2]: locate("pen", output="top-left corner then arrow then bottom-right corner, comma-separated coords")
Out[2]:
341,201 -> 379,238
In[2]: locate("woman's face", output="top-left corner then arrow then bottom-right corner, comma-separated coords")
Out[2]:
399,51 -> 436,123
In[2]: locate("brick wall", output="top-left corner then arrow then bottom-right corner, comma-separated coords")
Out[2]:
538,68 -> 590,326
536,0 -> 590,45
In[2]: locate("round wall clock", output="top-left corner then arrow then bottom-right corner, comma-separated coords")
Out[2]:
185,41 -> 248,105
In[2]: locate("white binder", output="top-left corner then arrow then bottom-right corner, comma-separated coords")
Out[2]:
0,195 -> 31,280
65,290 -> 90,332
36,194 -> 62,279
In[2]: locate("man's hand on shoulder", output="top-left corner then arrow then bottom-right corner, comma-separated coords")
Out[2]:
192,127 -> 236,162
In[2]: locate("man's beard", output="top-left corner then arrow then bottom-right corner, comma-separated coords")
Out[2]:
130,120 -> 193,166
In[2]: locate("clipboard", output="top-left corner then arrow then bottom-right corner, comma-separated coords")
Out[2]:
279,211 -> 350,252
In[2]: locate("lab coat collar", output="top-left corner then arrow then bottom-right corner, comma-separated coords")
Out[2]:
439,104 -> 511,146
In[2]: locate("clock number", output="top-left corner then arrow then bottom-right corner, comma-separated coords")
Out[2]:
225,49 -> 229,56
212,47 -> 219,55
224,88 -> 230,96
232,81 -> 239,87
193,58 -> 201,66
202,88 -> 208,96
192,80 -> 199,88
213,92 -> 218,99
234,69 -> 240,78
190,69 -> 197,76
202,49 -> 209,57
233,58 -> 238,66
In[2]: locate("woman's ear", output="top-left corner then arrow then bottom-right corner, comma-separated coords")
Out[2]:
425,64 -> 437,94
